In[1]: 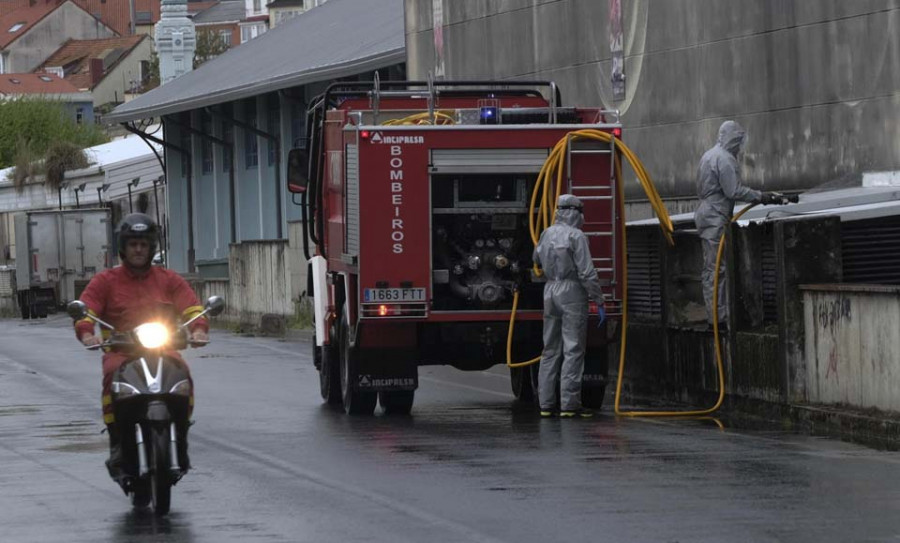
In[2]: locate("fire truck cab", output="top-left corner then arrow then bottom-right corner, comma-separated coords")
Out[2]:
288,79 -> 623,415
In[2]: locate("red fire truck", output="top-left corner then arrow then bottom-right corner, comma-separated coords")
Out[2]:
287,79 -> 623,415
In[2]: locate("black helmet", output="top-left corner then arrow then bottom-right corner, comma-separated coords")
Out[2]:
116,213 -> 158,259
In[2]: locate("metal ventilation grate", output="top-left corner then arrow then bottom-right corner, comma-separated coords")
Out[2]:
760,237 -> 777,324
842,216 -> 900,284
626,235 -> 661,319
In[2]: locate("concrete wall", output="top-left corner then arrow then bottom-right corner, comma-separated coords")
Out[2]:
93,38 -> 153,107
619,215 -> 843,406
804,285 -> 900,411
405,0 -> 900,208
192,238 -> 304,330
7,3 -> 115,73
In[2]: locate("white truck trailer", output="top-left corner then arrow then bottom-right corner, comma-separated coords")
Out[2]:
15,209 -> 114,318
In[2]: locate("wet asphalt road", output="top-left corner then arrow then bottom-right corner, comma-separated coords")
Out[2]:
2,316 -> 900,542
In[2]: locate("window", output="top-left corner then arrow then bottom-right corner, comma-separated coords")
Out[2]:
8,22 -> 25,33
240,22 -> 267,43
0,53 -> 6,74
267,99 -> 279,166
39,75 -> 52,82
253,0 -> 261,13
76,107 -> 84,125
201,115 -> 213,174
136,11 -> 152,24
244,101 -> 258,169
219,29 -> 231,47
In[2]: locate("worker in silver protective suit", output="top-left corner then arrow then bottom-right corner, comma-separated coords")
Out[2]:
533,194 -> 604,418
694,120 -> 778,325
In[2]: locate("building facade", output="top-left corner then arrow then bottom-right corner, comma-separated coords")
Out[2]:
405,0 -> 900,216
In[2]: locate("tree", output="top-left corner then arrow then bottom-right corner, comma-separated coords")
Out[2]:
0,98 -> 107,192
143,50 -> 160,91
194,29 -> 230,69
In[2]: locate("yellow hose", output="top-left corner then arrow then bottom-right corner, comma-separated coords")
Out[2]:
382,111 -> 456,125
506,290 -> 541,368
507,129 -> 673,369
613,202 -> 758,417
506,126 -> 748,419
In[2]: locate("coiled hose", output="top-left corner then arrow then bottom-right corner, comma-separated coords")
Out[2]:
507,129 -> 674,369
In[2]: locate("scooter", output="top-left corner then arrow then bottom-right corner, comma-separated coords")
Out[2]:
67,296 -> 225,515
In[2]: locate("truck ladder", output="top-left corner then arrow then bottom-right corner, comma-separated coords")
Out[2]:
565,135 -> 620,310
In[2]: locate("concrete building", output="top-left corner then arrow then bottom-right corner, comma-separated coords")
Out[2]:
192,0 -> 244,48
0,0 -> 163,36
38,35 -> 152,107
156,0 -> 196,85
266,0 -> 325,29
0,72 -> 94,123
405,0 -> 900,218
0,0 -> 115,74
107,0 -> 404,276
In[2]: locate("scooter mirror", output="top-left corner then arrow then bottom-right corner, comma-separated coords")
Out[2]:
67,300 -> 88,320
205,296 -> 226,317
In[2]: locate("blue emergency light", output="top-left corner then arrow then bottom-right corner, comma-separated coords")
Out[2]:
480,106 -> 499,125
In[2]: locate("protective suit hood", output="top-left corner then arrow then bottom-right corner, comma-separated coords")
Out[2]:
554,194 -> 584,229
717,120 -> 745,157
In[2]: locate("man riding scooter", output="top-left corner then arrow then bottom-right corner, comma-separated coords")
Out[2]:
74,213 -> 209,477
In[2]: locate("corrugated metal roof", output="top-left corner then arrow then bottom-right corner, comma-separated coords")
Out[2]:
629,186 -> 900,228
106,0 -> 404,123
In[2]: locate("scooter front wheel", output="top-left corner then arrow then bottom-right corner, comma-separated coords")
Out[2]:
131,479 -> 151,508
150,426 -> 172,515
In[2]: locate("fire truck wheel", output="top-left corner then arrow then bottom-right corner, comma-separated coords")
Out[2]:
581,385 -> 607,409
379,391 -> 414,415
319,332 -> 342,405
338,318 -> 376,415
509,367 -> 535,403
529,365 -> 541,402
312,332 -> 322,369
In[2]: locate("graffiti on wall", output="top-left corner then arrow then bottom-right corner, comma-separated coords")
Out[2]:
609,0 -> 625,101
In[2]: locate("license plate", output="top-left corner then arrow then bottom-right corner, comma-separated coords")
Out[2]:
363,288 -> 426,302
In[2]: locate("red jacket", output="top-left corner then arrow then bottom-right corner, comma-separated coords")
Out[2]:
75,265 -> 209,339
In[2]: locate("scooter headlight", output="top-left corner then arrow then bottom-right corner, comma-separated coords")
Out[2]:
134,322 -> 170,349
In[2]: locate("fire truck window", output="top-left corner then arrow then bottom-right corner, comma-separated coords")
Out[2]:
432,178 -> 454,208
457,177 -> 518,203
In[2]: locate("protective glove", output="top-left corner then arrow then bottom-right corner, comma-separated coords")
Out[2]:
596,301 -> 606,327
759,192 -> 781,205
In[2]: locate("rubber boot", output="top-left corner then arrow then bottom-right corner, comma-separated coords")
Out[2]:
104,423 -> 125,480
177,422 -> 192,472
